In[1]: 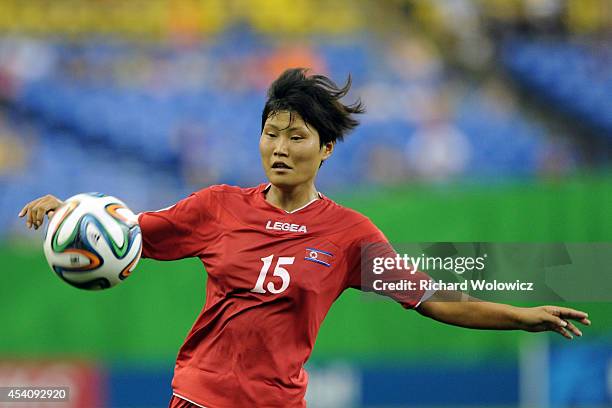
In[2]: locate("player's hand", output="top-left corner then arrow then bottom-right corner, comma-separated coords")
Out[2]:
517,306 -> 591,339
18,194 -> 64,230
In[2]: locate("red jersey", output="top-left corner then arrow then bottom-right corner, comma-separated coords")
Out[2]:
138,183 -> 432,408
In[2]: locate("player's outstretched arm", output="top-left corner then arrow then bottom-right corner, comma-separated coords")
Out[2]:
416,290 -> 591,340
18,194 -> 64,230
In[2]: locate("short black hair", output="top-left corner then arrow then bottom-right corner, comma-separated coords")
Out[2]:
261,68 -> 365,146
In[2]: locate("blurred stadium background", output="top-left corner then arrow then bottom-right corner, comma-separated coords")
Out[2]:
0,0 -> 611,407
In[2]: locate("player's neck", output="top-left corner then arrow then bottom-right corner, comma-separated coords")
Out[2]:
265,183 -> 319,213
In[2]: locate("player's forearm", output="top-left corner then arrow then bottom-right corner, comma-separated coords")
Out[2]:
416,291 -> 522,330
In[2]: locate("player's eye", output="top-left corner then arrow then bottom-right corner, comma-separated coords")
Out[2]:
266,133 -> 277,138
290,135 -> 303,141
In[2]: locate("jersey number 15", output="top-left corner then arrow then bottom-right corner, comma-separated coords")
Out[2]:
250,255 -> 294,294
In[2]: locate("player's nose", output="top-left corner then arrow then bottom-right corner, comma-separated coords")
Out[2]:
273,137 -> 289,157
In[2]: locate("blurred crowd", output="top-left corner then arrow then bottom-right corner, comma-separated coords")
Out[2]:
0,0 -> 609,237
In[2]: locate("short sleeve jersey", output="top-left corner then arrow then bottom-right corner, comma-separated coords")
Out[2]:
138,184 -> 432,408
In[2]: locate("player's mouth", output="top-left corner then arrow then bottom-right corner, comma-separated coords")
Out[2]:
271,161 -> 292,171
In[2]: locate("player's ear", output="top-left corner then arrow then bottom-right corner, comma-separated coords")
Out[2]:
320,141 -> 334,161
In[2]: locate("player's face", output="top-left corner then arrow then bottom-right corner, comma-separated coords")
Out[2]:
260,111 -> 333,188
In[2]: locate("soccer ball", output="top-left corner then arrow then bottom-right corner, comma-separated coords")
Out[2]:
43,193 -> 142,290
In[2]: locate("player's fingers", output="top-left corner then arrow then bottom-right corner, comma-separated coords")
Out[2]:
32,207 -> 45,229
554,307 -> 591,326
20,196 -> 45,218
21,206 -> 30,227
26,205 -> 36,229
19,199 -> 37,217
48,210 -> 55,219
33,205 -> 50,229
565,320 -> 582,337
26,197 -> 49,228
544,313 -> 567,329
553,325 -> 573,340
21,204 -> 34,226
18,204 -> 28,218
36,205 -> 52,228
556,307 -> 588,320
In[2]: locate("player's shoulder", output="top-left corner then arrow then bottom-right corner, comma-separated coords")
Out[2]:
320,196 -> 379,235
324,198 -> 368,222
190,184 -> 266,211
194,183 -> 262,197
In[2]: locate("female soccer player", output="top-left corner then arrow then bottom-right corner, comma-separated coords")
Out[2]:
20,68 -> 590,408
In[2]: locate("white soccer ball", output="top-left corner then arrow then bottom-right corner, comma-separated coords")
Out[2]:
43,193 -> 142,290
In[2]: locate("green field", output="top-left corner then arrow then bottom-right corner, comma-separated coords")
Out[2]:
2,176 -> 611,363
